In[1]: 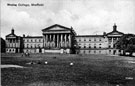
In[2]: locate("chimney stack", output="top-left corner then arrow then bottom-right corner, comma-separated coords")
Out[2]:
23,34 -> 25,37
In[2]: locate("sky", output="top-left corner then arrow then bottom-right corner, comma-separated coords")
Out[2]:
1,0 -> 135,39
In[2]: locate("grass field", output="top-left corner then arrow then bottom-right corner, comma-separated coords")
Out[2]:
1,54 -> 135,86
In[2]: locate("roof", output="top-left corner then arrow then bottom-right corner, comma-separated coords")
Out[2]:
76,35 -> 103,37
23,36 -> 43,38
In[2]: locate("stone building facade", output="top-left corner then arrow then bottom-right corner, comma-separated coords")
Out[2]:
76,35 -> 109,54
5,29 -> 23,53
5,24 -> 76,54
76,24 -> 124,55
23,36 -> 43,53
5,24 -> 124,55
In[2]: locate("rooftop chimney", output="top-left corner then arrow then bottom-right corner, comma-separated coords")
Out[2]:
23,34 -> 25,37
103,32 -> 106,36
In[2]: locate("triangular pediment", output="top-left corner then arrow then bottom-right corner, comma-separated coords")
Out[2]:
6,33 -> 17,38
48,26 -> 68,31
111,32 -> 122,35
42,24 -> 71,32
107,30 -> 124,36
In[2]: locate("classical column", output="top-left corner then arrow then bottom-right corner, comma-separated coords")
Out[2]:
61,34 -> 63,47
67,34 -> 69,47
112,37 -> 113,48
52,34 -> 55,47
44,35 -> 46,48
49,34 -> 50,47
65,34 -> 67,47
50,34 -> 52,47
57,34 -> 59,48
46,34 -> 48,47
68,34 -> 71,47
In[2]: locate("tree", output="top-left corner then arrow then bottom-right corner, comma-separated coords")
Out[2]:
126,37 -> 135,56
115,34 -> 135,56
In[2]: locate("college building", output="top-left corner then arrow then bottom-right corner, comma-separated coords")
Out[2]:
5,24 -> 124,55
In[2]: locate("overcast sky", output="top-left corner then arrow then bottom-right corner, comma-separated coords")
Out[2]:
1,0 -> 135,38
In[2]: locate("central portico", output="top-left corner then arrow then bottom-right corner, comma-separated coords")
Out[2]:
42,24 -> 76,54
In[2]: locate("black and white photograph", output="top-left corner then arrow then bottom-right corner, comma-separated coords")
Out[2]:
1,0 -> 135,86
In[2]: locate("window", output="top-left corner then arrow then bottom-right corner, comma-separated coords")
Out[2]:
27,44 -> 29,48
94,51 -> 96,53
109,45 -> 111,48
89,38 -> 91,41
99,38 -> 101,41
35,44 -> 36,48
99,44 -> 101,48
84,39 -> 86,41
14,44 -> 16,47
99,51 -> 101,53
84,46 -> 86,48
38,44 -> 40,48
79,39 -> 81,41
39,39 -> 41,42
35,39 -> 36,42
12,39 -> 14,43
89,50 -> 91,53
109,38 -> 112,42
16,40 -> 18,43
10,40 -> 12,43
109,50 -> 111,53
89,44 -> 91,48
94,46 -> 96,48
31,39 -> 33,42
94,38 -> 96,41
27,39 -> 29,42
113,38 -> 116,40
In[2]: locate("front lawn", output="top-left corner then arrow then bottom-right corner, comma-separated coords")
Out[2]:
1,54 -> 135,86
